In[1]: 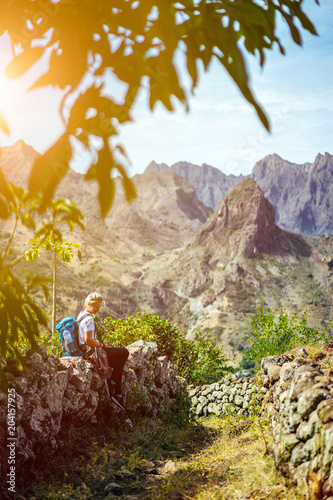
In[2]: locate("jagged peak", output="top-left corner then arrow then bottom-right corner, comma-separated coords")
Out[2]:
196,178 -> 278,259
254,152 -> 293,167
1,139 -> 38,155
314,151 -> 333,163
200,162 -> 228,177
263,152 -> 284,161
144,160 -> 169,173
172,160 -> 196,166
14,139 -> 30,149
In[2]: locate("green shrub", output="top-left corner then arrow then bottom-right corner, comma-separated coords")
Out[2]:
244,299 -> 331,368
236,343 -> 244,352
97,313 -> 230,386
239,349 -> 255,373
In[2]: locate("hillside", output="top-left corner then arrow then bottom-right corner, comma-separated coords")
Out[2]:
0,141 -> 213,319
137,180 -> 332,355
1,142 -> 333,364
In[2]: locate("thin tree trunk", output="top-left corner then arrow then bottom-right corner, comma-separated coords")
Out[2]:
52,250 -> 57,334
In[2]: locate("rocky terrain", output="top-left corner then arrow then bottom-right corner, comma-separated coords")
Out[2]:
2,343 -> 333,500
0,340 -> 184,478
253,152 -> 333,235
139,180 -> 332,349
189,348 -> 333,498
1,141 -> 333,364
145,159 -> 246,212
148,152 -> 333,236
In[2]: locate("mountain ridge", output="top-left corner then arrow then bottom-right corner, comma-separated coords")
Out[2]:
147,152 -> 333,236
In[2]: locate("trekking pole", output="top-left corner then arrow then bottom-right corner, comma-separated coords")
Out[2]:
318,342 -> 333,360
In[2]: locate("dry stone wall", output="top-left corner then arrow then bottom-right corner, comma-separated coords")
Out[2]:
189,376 -> 263,417
260,353 -> 333,499
190,353 -> 333,499
0,340 -> 185,480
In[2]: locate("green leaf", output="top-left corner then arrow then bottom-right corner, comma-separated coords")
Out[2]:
283,13 -> 303,46
25,248 -> 40,262
5,46 -> 45,79
0,265 -> 48,372
117,163 -> 137,203
0,197 -> 8,219
0,168 -> 14,203
28,134 -> 72,205
0,0 -> 319,218
85,143 -> 116,217
20,213 -> 36,230
0,109 -> 9,135
29,45 -> 88,90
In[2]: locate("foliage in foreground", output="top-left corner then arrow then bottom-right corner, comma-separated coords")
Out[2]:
0,180 -> 49,385
0,178 -> 84,387
1,1 -> 319,216
97,313 -> 230,386
244,299 -> 332,368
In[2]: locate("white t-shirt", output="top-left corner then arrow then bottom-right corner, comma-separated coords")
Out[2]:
77,311 -> 95,346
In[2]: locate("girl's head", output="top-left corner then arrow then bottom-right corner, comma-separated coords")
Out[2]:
85,292 -> 103,313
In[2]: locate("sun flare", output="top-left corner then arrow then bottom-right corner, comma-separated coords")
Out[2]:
0,71 -> 12,108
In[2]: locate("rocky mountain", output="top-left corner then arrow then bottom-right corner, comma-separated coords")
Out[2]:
145,160 -> 246,211
1,142 -> 332,364
0,141 -> 212,250
147,153 -> 333,236
252,152 -> 333,235
0,139 -> 39,185
0,141 -> 213,317
196,178 -> 284,260
195,178 -> 312,261
139,179 -> 329,351
105,170 -> 212,250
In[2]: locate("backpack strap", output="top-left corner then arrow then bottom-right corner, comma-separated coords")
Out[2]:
77,312 -> 95,350
77,312 -> 93,325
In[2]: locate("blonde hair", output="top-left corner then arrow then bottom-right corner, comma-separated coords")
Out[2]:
85,292 -> 103,308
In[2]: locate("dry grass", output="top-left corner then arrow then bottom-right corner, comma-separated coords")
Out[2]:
11,411 -> 308,500
142,416 -> 304,500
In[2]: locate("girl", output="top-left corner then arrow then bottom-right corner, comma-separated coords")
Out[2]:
77,292 -> 129,410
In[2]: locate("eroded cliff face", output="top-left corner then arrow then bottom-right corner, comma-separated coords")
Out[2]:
253,152 -> 333,235
195,178 -> 310,261
0,341 -> 185,479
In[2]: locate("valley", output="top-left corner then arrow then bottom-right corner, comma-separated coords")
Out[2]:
1,141 -> 332,366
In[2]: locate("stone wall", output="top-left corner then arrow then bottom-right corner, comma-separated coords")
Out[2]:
0,340 -> 185,479
260,353 -> 333,499
189,375 -> 263,417
190,353 -> 333,499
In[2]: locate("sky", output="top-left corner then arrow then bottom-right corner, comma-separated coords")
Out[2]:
0,0 -> 332,178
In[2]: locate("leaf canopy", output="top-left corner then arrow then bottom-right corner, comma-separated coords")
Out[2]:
0,0 -> 319,215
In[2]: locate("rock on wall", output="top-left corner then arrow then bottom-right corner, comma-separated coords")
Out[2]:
261,353 -> 333,499
189,376 -> 263,417
190,353 -> 333,499
0,340 -> 185,479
